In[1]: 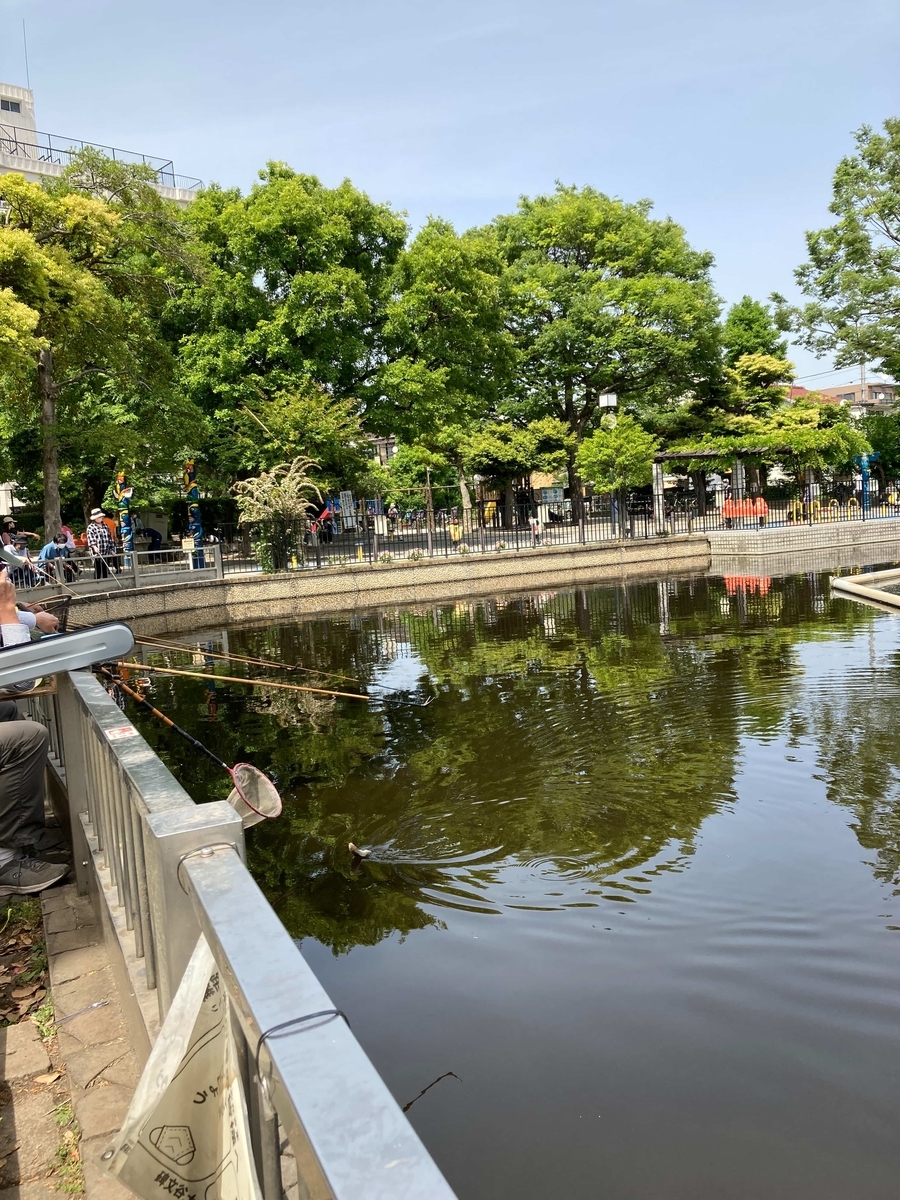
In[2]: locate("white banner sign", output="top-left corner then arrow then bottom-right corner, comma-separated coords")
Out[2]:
103,937 -> 262,1200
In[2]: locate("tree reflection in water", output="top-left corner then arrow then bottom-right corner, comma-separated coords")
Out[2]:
127,572 -> 878,953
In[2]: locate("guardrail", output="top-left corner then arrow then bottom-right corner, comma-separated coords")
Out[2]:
14,546 -> 222,597
24,671 -> 456,1199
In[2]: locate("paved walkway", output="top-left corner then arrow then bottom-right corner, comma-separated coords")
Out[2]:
0,884 -> 138,1199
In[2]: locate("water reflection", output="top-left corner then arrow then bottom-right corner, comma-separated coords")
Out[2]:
126,572 -> 878,950
124,573 -> 900,1198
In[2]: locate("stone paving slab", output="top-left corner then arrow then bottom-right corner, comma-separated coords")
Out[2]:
0,1089 -> 61,1183
0,1022 -> 51,1081
39,882 -> 143,1198
0,1181 -> 60,1199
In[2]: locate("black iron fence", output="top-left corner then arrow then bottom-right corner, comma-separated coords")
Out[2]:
196,481 -> 900,575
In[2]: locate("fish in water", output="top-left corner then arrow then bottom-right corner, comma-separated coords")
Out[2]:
348,842 -> 371,859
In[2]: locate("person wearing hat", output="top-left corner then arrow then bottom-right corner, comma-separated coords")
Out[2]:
86,508 -> 118,580
1,516 -> 38,548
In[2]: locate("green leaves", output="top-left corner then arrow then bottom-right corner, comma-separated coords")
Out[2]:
374,219 -> 516,440
493,184 -> 721,435
779,118 -> 900,378
576,415 -> 660,493
722,296 -> 788,366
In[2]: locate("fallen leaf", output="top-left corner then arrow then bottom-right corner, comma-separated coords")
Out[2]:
11,985 -> 38,999
18,936 -> 32,947
32,988 -> 46,1002
34,1072 -> 61,1085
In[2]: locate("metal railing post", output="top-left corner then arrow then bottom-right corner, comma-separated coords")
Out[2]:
54,673 -> 93,896
143,801 -> 245,1019
212,542 -> 224,579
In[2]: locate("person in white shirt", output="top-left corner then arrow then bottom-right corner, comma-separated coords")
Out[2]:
0,571 -> 67,895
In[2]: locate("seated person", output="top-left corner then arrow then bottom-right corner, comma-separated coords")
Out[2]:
38,533 -> 79,582
0,572 -> 67,894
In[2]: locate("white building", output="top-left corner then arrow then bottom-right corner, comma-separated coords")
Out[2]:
0,81 -> 201,206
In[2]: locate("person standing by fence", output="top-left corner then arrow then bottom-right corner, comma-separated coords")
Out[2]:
87,508 -> 118,579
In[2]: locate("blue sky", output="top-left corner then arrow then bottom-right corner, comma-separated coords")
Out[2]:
1,0 -> 898,383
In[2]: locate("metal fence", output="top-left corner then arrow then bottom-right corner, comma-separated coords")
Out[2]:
24,672 -> 456,1199
14,482 -> 900,595
206,483 -> 900,574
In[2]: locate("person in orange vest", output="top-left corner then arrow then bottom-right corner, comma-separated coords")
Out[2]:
753,494 -> 769,527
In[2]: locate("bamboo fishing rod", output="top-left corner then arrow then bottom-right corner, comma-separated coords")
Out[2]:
115,661 -> 374,702
132,632 -> 365,687
79,624 -> 418,697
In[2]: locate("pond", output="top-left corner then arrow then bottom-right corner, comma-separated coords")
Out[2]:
125,574 -> 900,1200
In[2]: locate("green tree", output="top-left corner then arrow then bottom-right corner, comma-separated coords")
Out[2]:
576,414 -> 660,491
175,165 -> 408,487
720,353 -> 794,420
375,219 -> 516,441
722,296 -> 788,366
860,410 -> 900,479
0,154 -> 199,531
463,417 -> 572,525
491,184 -> 721,513
776,119 -> 900,378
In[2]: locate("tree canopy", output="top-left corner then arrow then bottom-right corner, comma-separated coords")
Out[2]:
490,184 -> 721,503
0,154 -> 200,529
722,296 -> 788,365
777,119 -> 900,380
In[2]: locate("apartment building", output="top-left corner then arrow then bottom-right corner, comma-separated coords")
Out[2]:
816,381 -> 896,412
0,81 -> 201,206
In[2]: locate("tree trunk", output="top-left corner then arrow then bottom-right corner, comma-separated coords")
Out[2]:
425,467 -> 435,533
503,479 -> 516,527
566,447 -> 582,523
39,349 -> 61,537
692,470 -> 707,517
457,463 -> 473,533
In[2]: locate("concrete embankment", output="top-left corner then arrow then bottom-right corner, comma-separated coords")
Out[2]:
709,516 -> 900,561
69,535 -> 711,633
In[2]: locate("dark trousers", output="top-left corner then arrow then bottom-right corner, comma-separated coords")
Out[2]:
0,716 -> 49,850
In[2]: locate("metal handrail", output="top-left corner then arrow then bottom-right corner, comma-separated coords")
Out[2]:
26,671 -> 456,1198
0,124 -> 202,189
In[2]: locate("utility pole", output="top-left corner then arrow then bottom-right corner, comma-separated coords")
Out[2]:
860,359 -> 867,407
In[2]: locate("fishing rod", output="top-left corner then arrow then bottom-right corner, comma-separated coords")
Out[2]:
115,661 -> 376,701
129,632 -> 368,687
115,660 -> 434,708
129,632 -> 424,698
97,667 -> 281,823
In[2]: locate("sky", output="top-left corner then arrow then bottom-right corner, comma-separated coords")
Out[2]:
1,0 -> 898,384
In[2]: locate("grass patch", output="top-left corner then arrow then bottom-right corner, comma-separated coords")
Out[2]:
33,996 -> 55,1040
51,1103 -> 84,1195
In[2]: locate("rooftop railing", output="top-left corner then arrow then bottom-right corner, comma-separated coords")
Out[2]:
0,123 -> 202,190
24,670 -> 457,1199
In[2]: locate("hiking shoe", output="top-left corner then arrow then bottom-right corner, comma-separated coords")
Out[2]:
0,855 -> 68,895
23,844 -> 72,865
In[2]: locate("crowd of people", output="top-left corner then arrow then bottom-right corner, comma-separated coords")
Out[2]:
0,508 -> 170,586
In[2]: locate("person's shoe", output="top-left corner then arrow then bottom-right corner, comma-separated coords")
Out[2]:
25,833 -> 72,864
24,844 -> 72,865
0,855 -> 68,895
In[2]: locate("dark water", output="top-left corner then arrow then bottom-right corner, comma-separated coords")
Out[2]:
127,574 -> 900,1199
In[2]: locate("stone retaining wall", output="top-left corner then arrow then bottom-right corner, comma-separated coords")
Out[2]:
69,535 -> 711,633
708,517 -> 900,559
